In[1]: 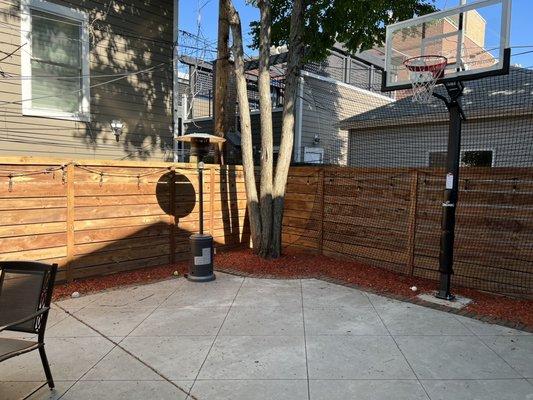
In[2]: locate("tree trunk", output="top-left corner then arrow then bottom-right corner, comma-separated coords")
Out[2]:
226,1 -> 262,251
257,0 -> 273,258
214,0 -> 231,163
270,0 -> 305,258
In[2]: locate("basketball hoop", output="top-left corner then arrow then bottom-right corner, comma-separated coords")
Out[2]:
404,55 -> 448,103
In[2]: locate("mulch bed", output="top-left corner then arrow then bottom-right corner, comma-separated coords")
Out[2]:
53,247 -> 533,331
52,262 -> 189,300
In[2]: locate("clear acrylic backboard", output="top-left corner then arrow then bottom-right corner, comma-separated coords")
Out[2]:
382,0 -> 512,91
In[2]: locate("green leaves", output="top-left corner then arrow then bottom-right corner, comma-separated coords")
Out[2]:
250,0 -> 436,63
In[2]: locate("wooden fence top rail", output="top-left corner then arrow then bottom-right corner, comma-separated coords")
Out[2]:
0,156 -> 245,171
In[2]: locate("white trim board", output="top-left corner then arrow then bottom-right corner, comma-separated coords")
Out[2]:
20,0 -> 90,122
301,70 -> 394,103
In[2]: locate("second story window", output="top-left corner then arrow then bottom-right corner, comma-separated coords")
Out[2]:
21,0 -> 90,121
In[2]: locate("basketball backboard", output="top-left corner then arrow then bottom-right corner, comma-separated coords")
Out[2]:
382,0 -> 511,91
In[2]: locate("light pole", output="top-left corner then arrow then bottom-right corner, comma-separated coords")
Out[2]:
176,133 -> 225,282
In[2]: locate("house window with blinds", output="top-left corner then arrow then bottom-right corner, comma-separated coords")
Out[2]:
21,0 -> 90,121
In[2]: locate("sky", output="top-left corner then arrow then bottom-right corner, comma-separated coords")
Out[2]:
179,0 -> 533,66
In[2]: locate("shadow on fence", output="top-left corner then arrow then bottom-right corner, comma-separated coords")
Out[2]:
1,159 -> 530,297
0,160 -> 249,282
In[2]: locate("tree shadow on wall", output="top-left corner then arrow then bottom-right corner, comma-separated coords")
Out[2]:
5,0 -> 174,160
83,0 -> 174,160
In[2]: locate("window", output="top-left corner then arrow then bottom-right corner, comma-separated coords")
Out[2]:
429,150 -> 494,167
461,150 -> 493,167
21,0 -> 89,121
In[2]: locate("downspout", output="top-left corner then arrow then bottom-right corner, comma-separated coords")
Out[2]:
293,75 -> 304,162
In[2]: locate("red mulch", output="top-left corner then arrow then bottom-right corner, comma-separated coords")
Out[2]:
215,249 -> 533,329
52,262 -> 189,300
53,247 -> 533,330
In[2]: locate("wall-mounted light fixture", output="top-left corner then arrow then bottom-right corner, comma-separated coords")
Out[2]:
313,133 -> 320,145
110,120 -> 124,142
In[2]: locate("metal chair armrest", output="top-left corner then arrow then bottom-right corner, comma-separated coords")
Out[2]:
0,307 -> 50,332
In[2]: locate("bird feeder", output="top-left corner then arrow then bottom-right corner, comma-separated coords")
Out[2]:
176,133 -> 225,282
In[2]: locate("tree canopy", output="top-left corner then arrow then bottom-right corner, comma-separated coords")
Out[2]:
250,0 -> 437,62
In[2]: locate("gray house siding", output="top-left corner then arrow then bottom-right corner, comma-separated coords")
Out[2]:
299,73 -> 393,165
183,55 -> 394,166
0,0 -> 174,161
348,116 -> 533,167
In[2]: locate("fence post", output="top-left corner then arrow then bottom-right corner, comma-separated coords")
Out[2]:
169,168 -> 176,265
65,163 -> 75,282
406,169 -> 419,275
318,168 -> 325,254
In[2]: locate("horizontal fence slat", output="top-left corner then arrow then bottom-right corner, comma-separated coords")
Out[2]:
0,158 -> 530,296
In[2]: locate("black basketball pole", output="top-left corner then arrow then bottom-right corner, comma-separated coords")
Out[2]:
433,82 -> 465,300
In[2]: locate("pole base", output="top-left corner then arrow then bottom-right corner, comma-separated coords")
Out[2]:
435,291 -> 456,301
188,234 -> 215,283
186,273 -> 216,282
436,272 -> 454,301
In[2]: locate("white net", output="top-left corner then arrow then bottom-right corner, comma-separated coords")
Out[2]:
405,56 -> 447,103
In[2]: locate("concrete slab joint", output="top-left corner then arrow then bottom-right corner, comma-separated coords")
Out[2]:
0,273 -> 531,400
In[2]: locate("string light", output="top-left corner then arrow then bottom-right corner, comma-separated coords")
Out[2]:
0,162 -> 202,192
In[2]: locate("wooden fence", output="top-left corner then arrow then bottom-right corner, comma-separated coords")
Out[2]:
283,166 -> 533,296
1,158 -> 531,296
0,157 -> 248,282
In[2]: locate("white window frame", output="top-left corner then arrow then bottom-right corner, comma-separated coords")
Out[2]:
20,0 -> 90,121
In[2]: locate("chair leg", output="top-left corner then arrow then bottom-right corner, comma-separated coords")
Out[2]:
38,346 -> 55,389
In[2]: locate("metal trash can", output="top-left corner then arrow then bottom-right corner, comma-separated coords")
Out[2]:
187,234 -> 215,282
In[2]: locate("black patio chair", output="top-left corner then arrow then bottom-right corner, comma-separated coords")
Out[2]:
0,261 -> 58,395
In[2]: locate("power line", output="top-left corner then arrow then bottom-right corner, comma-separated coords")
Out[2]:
512,49 -> 533,57
0,62 -> 169,106
0,43 -> 26,65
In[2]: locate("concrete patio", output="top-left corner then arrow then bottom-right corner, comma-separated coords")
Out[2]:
1,272 -> 532,400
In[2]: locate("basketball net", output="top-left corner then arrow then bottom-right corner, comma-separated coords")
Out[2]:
404,55 -> 448,103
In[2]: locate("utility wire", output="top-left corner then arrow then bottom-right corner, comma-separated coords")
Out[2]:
0,62 -> 168,106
